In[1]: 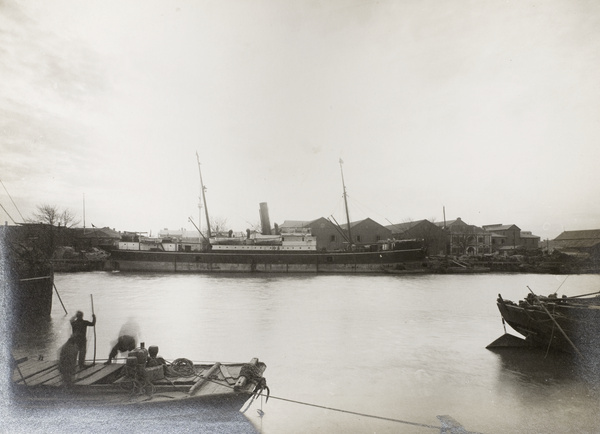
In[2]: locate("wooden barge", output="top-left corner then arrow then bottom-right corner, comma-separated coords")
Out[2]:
12,355 -> 268,413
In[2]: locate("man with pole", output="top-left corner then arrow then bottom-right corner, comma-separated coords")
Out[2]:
90,294 -> 97,365
70,309 -> 96,368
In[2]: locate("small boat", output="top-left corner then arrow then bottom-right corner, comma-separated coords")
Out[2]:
494,290 -> 600,356
12,354 -> 268,413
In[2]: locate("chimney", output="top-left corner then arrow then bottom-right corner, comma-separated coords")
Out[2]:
259,202 -> 272,235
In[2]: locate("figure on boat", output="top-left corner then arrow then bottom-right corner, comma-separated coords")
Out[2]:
70,310 -> 96,368
58,336 -> 78,386
105,334 -> 136,365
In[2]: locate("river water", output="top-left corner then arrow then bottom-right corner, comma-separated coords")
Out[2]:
6,272 -> 600,433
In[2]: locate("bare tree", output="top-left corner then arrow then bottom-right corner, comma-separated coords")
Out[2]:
208,216 -> 229,236
30,204 -> 79,228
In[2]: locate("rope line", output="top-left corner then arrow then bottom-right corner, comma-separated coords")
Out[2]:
264,395 -> 440,430
96,359 -> 440,430
163,367 -> 439,430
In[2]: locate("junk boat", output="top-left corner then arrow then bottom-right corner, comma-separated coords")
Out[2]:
494,290 -> 600,356
105,159 -> 425,273
12,352 -> 268,413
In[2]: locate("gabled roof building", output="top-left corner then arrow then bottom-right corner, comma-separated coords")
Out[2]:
279,217 -> 392,251
385,219 -> 446,256
551,230 -> 600,257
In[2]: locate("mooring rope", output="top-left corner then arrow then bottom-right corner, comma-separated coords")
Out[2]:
200,375 -> 440,430
264,395 -> 440,430
149,362 -> 442,430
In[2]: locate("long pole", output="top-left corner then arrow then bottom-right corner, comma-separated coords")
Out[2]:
339,159 -> 352,246
196,152 -> 211,238
83,193 -> 86,234
527,286 -> 585,360
90,294 -> 96,366
52,282 -> 68,315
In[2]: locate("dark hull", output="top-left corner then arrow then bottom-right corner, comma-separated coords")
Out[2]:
496,295 -> 600,355
106,247 -> 426,273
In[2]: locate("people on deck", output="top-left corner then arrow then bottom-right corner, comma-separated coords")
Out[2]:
58,336 -> 79,386
70,310 -> 96,367
104,334 -> 136,364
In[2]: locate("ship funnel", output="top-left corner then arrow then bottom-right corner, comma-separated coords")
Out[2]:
259,202 -> 272,235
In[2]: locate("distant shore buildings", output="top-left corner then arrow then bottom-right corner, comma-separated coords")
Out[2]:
5,214 -> 600,263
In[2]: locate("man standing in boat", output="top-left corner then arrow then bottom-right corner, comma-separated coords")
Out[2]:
70,310 -> 96,368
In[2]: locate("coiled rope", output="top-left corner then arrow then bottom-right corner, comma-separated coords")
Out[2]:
168,358 -> 196,377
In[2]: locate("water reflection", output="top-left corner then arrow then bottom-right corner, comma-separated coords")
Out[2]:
490,347 -> 582,384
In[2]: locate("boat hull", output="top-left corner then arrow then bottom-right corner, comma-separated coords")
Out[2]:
12,358 -> 267,414
496,296 -> 600,355
105,248 -> 426,273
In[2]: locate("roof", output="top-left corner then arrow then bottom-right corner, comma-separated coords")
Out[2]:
520,232 -> 540,239
482,224 -> 520,231
339,217 -> 387,230
385,220 -> 427,232
434,218 -> 466,228
279,220 -> 312,229
554,229 -> 600,241
73,227 -> 121,239
553,239 -> 600,249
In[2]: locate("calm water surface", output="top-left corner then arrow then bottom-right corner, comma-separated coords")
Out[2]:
8,272 -> 600,433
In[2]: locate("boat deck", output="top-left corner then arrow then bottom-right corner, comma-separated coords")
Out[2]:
12,356 -> 265,408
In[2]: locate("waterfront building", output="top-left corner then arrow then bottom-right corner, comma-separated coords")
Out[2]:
436,218 -> 492,256
482,224 -> 540,253
385,220 -> 446,256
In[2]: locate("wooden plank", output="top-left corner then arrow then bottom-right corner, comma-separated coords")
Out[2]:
219,365 -> 236,385
188,362 -> 220,395
12,360 -> 58,382
75,364 -> 124,386
24,367 -> 62,386
197,377 -> 222,396
73,364 -> 105,381
43,374 -> 65,386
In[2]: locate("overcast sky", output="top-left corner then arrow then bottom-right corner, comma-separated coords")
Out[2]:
1,0 -> 599,240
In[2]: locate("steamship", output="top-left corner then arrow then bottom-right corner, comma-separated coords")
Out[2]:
105,159 -> 426,274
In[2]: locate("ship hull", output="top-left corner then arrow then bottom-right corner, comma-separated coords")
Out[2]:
496,295 -> 600,355
106,248 -> 425,273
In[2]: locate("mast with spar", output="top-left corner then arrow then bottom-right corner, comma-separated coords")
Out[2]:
339,159 -> 353,247
196,152 -> 211,239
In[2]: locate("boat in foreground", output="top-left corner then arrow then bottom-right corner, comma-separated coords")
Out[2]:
494,290 -> 600,356
12,354 -> 268,413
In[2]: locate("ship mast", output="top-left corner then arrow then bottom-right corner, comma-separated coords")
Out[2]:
196,152 -> 211,238
339,159 -> 352,246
